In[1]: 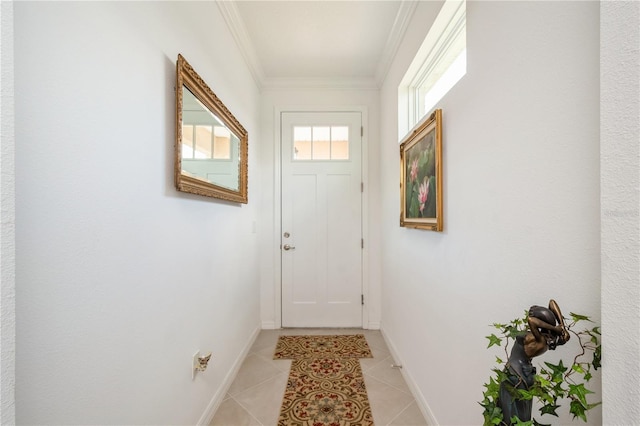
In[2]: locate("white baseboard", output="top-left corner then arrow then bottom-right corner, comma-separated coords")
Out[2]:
366,321 -> 381,330
197,325 -> 261,425
261,320 -> 277,329
380,326 -> 439,426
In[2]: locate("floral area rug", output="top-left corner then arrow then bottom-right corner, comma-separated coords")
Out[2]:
274,334 -> 373,360
274,334 -> 375,426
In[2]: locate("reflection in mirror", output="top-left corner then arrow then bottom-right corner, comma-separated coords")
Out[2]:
175,54 -> 248,203
181,87 -> 239,191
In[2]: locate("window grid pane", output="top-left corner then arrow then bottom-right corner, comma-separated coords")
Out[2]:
294,140 -> 312,160
312,126 -> 331,160
294,126 -> 312,160
195,125 -> 213,159
213,126 -> 231,159
331,126 -> 349,160
182,125 -> 194,159
293,125 -> 350,161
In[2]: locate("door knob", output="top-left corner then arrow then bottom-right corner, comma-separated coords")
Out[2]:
283,244 -> 296,251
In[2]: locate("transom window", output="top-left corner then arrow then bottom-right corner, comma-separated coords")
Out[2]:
399,0 -> 466,138
293,126 -> 350,161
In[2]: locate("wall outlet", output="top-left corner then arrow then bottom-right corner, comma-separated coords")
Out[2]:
192,351 -> 200,380
192,350 -> 212,379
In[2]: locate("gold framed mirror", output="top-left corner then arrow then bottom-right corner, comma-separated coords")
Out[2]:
175,54 -> 248,203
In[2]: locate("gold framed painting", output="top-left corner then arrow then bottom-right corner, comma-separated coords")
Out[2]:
400,109 -> 443,231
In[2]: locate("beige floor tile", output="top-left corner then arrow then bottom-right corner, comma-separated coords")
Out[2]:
250,329 -> 282,353
209,398 -> 260,426
361,345 -> 391,372
389,401 -> 428,426
212,328 -> 427,426
364,374 -> 415,425
234,372 -> 289,425
362,330 -> 388,351
366,356 -> 412,393
228,354 -> 283,396
254,345 -> 292,374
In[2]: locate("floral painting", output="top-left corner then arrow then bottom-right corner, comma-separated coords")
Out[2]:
400,109 -> 443,231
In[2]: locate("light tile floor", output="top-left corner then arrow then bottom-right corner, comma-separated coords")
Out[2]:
210,328 -> 428,426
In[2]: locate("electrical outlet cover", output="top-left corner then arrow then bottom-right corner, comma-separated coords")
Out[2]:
192,350 -> 200,379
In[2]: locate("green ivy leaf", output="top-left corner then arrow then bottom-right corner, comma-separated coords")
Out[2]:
495,356 -> 504,365
535,375 -> 551,388
539,403 -> 560,417
544,360 -> 568,383
516,388 -> 535,401
569,399 -> 588,422
551,381 -> 567,398
569,383 -> 594,406
572,364 -> 585,374
532,418 -> 552,426
483,376 -> 501,399
587,401 -> 603,410
570,312 -> 591,323
511,416 -> 533,426
480,400 -> 503,426
493,368 -> 510,384
486,334 -> 502,348
484,405 -> 503,426
592,345 -> 601,370
505,325 -> 522,339
535,389 -> 555,405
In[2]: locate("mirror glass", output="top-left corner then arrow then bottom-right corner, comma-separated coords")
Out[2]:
175,55 -> 248,203
181,87 -> 240,191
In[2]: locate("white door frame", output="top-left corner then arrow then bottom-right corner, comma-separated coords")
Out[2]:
273,106 -> 370,329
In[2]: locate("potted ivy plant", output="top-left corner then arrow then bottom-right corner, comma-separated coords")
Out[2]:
480,303 -> 601,426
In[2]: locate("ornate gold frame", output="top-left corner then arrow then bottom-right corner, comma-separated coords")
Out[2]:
400,109 -> 443,231
175,54 -> 248,203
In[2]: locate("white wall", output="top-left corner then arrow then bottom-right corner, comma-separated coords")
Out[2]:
258,88 -> 382,330
380,2 -> 601,425
600,1 -> 640,423
13,2 -> 261,424
1,1 -> 16,423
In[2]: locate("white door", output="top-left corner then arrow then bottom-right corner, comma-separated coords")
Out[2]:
281,111 -> 363,328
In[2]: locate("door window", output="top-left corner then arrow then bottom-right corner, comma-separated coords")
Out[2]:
293,126 -> 350,160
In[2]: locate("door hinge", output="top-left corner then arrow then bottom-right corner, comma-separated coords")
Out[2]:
361,182 -> 364,193
361,294 -> 364,305
361,239 -> 364,249
361,126 -> 363,137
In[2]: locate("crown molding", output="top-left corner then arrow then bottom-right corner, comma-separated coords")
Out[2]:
217,0 -> 418,91
375,1 -> 419,86
216,0 -> 265,89
261,77 -> 380,91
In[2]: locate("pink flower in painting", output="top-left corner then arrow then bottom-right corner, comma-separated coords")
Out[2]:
418,178 -> 429,214
410,158 -> 419,183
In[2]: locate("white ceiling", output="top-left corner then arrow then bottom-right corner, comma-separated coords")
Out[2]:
218,1 -> 419,89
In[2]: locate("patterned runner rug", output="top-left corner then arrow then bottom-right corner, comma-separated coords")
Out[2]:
274,334 -> 375,426
274,334 -> 373,359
